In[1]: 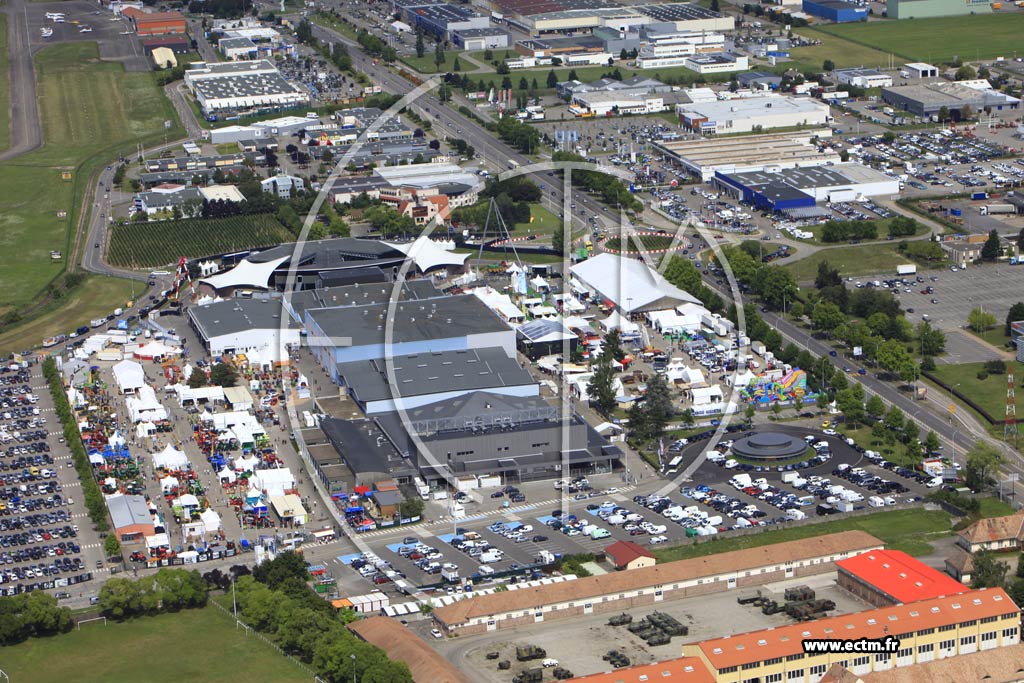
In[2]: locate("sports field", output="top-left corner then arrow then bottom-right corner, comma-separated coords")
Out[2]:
0,42 -> 180,330
815,14 -> 1024,63
0,606 -> 310,683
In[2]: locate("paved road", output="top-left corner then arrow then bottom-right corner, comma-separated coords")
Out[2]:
0,0 -> 43,162
309,21 -> 617,238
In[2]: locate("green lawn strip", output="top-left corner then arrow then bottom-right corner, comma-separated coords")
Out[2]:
0,606 -> 310,683
652,509 -> 953,562
0,15 -> 8,152
968,327 -> 1013,351
399,52 -> 465,74
0,275 -> 140,355
0,42 -> 184,337
786,26 -> 899,72
797,217 -> 925,246
784,244 -> 910,282
813,14 -> 1024,63
927,361 -> 1012,422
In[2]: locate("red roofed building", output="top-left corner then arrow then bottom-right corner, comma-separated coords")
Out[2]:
564,657 -> 713,683
837,550 -> 967,608
122,8 -> 186,36
605,540 -> 656,571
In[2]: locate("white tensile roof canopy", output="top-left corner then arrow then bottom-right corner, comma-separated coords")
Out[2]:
570,253 -> 701,313
383,235 -> 468,273
199,255 -> 289,291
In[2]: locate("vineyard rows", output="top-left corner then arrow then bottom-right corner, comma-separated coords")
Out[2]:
108,215 -> 293,268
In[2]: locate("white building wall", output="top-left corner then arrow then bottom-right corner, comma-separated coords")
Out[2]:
207,328 -> 300,356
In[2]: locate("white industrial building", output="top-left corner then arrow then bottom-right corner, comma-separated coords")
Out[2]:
184,60 -> 309,114
902,62 -> 938,79
680,53 -> 749,74
187,298 -> 301,359
675,96 -> 831,135
655,131 -> 839,181
835,68 -> 893,89
634,29 -> 726,69
569,91 -> 665,117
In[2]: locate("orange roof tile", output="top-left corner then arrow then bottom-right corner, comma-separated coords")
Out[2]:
348,617 -> 470,683
433,531 -> 882,626
565,657 -> 714,683
692,588 -> 1017,671
837,550 -> 967,604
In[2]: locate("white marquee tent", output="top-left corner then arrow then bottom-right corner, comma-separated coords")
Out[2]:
112,360 -> 146,394
152,444 -> 190,470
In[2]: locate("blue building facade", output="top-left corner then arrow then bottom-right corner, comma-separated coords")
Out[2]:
802,0 -> 868,22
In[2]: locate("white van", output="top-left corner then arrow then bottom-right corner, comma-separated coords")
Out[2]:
868,496 -> 885,508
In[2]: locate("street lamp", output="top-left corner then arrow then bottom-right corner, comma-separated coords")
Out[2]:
949,383 -> 962,424
351,654 -> 357,683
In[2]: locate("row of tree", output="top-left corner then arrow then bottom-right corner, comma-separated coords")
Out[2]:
0,591 -> 73,645
233,552 -> 413,683
98,569 -> 209,619
42,358 -> 108,531
551,151 -> 643,213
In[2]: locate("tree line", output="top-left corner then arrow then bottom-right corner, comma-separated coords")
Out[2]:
42,358 -> 109,532
0,591 -> 73,645
551,151 -> 643,213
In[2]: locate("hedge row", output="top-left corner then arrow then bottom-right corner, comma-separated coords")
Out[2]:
41,358 -> 109,532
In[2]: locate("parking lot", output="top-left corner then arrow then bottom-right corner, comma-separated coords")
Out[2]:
850,264 -> 1024,354
440,576 -> 873,683
0,360 -> 98,598
329,422 -> 933,597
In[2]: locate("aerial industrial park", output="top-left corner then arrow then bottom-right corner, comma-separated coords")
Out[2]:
2,0 -> 1024,681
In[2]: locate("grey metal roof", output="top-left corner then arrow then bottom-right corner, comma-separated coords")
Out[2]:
137,187 -> 201,207
189,297 -> 298,338
306,294 -> 511,347
287,280 -> 439,319
108,495 -> 152,530
249,237 -> 399,264
319,418 -> 415,478
220,36 -> 257,49
192,70 -> 304,100
336,347 -> 534,403
634,3 -> 723,21
453,27 -> 511,37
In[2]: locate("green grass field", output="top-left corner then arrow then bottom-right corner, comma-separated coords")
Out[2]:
969,326 -> 1012,350
653,509 -> 952,562
109,215 -> 294,268
928,361 -> 1016,422
785,244 -> 911,282
0,275 -> 139,355
0,606 -> 310,683
815,14 -> 1024,63
788,27 -> 899,73
0,15 -> 8,153
399,52 -> 466,74
0,42 -> 181,332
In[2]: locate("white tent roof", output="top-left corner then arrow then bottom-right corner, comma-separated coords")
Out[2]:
126,386 -> 168,423
112,360 -> 146,393
159,476 -> 179,492
134,340 -> 181,358
88,452 -> 105,465
175,493 -> 200,508
570,253 -> 701,313
199,255 -> 289,291
152,444 -> 190,470
471,286 -> 525,322
234,454 -> 259,472
136,421 -> 157,438
218,467 -> 237,483
517,318 -> 575,344
253,468 -> 295,496
109,430 -> 125,447
383,235 -> 469,273
199,508 -> 222,531
600,310 -> 641,334
146,532 -> 171,549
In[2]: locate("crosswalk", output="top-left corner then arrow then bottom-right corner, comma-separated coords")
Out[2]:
80,543 -> 101,550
